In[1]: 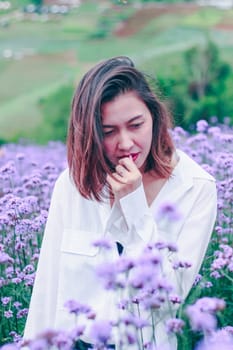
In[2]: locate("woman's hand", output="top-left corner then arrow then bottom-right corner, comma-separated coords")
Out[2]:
106,156 -> 142,201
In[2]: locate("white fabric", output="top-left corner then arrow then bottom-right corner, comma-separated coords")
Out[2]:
24,150 -> 217,349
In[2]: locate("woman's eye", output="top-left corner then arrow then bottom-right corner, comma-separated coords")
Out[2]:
130,122 -> 143,129
103,130 -> 114,136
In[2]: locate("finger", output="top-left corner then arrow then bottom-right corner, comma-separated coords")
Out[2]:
106,174 -> 117,189
106,173 -> 126,186
115,164 -> 128,177
113,172 -> 128,183
118,156 -> 139,172
106,174 -> 117,186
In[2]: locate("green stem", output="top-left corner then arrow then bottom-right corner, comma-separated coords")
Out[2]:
136,303 -> 144,350
220,270 -> 233,283
151,310 -> 157,347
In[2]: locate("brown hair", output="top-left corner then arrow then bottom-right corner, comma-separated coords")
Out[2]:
67,56 -> 174,201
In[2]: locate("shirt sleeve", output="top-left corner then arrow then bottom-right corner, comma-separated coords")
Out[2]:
161,179 -> 217,299
106,179 -> 217,300
23,179 -> 64,341
105,183 -> 160,254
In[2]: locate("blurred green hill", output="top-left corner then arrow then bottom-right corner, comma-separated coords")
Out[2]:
0,0 -> 233,143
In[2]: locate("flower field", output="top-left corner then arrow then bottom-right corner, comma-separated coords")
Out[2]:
0,122 -> 233,349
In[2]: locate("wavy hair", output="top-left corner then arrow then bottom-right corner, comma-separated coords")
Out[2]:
67,56 -> 174,201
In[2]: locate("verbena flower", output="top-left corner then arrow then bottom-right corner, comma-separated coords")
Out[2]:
1,297 -> 12,306
165,318 -> 185,334
89,319 -> 112,345
196,120 -> 209,133
196,328 -> 233,350
186,297 -> 226,333
1,125 -> 233,349
64,300 -> 92,316
156,202 -> 182,223
92,238 -> 113,250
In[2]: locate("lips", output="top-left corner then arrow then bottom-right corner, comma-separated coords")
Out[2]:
118,153 -> 139,162
131,153 -> 139,161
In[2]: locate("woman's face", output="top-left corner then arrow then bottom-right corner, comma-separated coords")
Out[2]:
101,91 -> 153,173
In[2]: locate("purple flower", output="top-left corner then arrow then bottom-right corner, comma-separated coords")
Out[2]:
64,300 -> 92,316
138,248 -> 162,265
138,293 -> 164,310
172,260 -> 192,270
195,297 -> 225,313
0,345 -> 19,350
1,128 -> 233,349
26,328 -> 61,348
196,120 -> 209,133
23,264 -> 34,274
13,301 -> 22,309
9,331 -> 22,343
125,331 -> 136,345
92,238 -> 113,250
95,262 -> 118,289
165,318 -> 184,334
156,202 -> 182,222
186,297 -> 225,333
153,241 -> 168,250
0,161 -> 16,176
200,281 -> 213,289
69,325 -> 86,340
27,338 -> 49,350
4,310 -> 13,319
224,326 -> 233,334
166,242 -> 178,252
0,252 -> 14,264
24,273 -> 36,286
196,328 -> 233,350
16,153 -> 25,161
52,331 -> 73,349
157,277 -> 173,292
169,294 -> 182,304
11,277 -> 22,284
116,256 -> 135,273
117,299 -> 129,310
211,257 -> 227,270
133,316 -> 149,329
193,274 -> 202,286
120,313 -> 136,326
187,307 -> 216,332
16,308 -> 28,318
128,264 -> 157,289
1,297 -> 11,306
120,313 -> 149,329
210,270 -> 222,279
89,319 -> 112,345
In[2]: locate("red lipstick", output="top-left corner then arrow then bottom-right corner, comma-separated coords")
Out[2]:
131,153 -> 139,161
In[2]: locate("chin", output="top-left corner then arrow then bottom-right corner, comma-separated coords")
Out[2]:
139,160 -> 147,172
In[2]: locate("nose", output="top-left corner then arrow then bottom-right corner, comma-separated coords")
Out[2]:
117,130 -> 134,151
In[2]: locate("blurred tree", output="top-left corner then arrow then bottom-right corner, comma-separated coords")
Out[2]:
115,0 -> 194,3
184,41 -> 225,100
31,0 -> 43,5
131,0 -> 193,2
37,84 -> 73,143
157,40 -> 233,129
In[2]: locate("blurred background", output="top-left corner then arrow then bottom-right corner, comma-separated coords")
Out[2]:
0,0 -> 233,144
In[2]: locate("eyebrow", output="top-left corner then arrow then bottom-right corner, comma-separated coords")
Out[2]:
102,115 -> 143,128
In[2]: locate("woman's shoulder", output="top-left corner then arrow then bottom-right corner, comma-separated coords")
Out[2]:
176,149 -> 215,183
53,168 -> 78,196
55,167 -> 71,184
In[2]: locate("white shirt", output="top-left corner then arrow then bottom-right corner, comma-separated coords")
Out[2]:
24,150 -> 217,349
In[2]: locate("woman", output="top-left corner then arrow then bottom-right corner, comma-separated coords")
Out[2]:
24,56 -> 217,349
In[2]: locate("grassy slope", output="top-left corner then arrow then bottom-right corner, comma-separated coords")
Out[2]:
0,2 -> 233,141
0,3 -> 98,141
